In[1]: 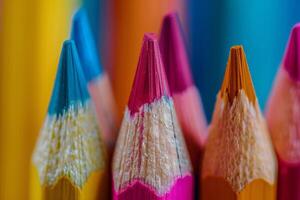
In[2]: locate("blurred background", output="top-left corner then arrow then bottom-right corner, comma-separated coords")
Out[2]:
0,0 -> 299,199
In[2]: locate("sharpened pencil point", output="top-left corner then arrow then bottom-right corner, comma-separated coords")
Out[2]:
220,45 -> 256,104
128,33 -> 169,114
31,40 -> 109,200
71,8 -> 102,82
48,40 -> 90,115
283,23 -> 300,82
159,12 -> 193,94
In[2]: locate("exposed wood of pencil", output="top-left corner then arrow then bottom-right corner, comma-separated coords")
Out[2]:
220,46 -> 256,104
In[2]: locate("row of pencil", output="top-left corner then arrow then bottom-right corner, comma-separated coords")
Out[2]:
30,7 -> 300,200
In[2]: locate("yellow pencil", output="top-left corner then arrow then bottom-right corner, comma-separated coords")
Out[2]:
0,0 -> 76,199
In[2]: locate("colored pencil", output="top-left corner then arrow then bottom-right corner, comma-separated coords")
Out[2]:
159,12 -> 207,174
0,0 -> 76,199
112,33 -> 193,200
110,0 -> 186,122
201,46 -> 277,200
30,40 -> 108,200
266,23 -> 300,200
71,8 -> 117,149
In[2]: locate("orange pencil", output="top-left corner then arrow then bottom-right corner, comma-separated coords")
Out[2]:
201,46 -> 277,200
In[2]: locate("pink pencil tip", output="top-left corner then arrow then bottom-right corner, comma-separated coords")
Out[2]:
159,12 -> 193,95
128,33 -> 170,114
144,33 -> 157,41
164,12 -> 177,21
283,23 -> 300,82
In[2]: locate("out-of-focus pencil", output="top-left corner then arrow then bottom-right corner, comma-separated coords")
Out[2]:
159,12 -> 207,174
266,23 -> 300,200
113,33 -> 193,200
30,40 -> 108,200
201,46 -> 277,200
71,8 -> 118,150
0,1 -> 76,199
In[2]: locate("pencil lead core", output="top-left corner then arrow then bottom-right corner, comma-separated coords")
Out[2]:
220,45 -> 256,104
128,33 -> 170,114
48,40 -> 90,116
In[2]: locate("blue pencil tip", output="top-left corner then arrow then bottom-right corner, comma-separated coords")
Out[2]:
71,8 -> 103,82
48,40 -> 90,115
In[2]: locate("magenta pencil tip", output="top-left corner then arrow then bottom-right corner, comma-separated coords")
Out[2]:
144,33 -> 157,41
164,12 -> 177,22
283,23 -> 300,82
159,12 -> 193,95
128,33 -> 169,114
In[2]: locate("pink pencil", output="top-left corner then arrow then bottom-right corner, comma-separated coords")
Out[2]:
159,13 -> 207,174
266,23 -> 300,200
112,33 -> 194,200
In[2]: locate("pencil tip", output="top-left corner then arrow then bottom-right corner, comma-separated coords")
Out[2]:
71,8 -> 102,82
128,33 -> 169,114
48,40 -> 90,115
221,45 -> 256,104
159,12 -> 193,94
283,23 -> 300,82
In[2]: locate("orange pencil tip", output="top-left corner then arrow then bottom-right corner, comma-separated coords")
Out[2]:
220,45 -> 256,104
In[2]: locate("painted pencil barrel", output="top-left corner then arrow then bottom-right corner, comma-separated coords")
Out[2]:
113,176 -> 193,200
30,165 -> 109,200
201,178 -> 275,200
277,158 -> 300,200
0,0 -> 76,199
